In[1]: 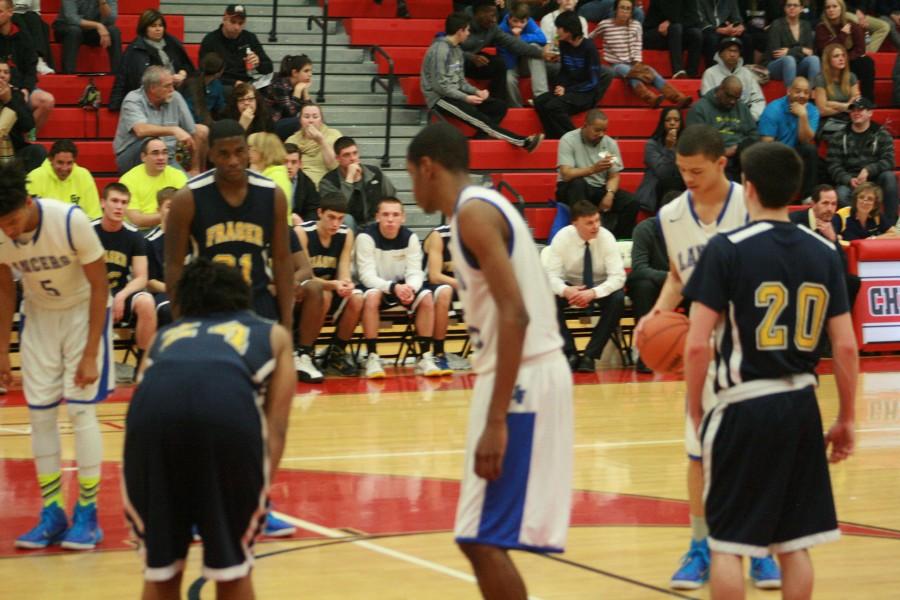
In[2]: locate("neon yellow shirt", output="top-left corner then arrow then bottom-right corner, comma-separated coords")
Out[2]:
119,164 -> 188,217
27,160 -> 101,219
260,164 -> 293,223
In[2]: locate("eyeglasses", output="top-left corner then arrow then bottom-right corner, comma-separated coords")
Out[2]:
237,96 -> 256,103
785,3 -> 801,7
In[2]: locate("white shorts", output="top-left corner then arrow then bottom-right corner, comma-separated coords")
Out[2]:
685,364 -> 718,460
454,351 -> 573,553
20,300 -> 115,409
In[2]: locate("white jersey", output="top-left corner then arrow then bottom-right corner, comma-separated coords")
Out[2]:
0,198 -> 106,310
450,186 -> 562,374
658,182 -> 748,286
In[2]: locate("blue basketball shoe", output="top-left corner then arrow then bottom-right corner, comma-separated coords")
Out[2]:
750,555 -> 782,589
670,538 -> 710,589
263,511 -> 296,537
15,504 -> 68,549
61,503 -> 104,550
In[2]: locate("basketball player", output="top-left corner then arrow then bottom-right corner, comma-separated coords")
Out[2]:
636,124 -> 781,589
295,193 -> 363,377
93,182 -> 157,360
124,258 -> 296,600
0,163 -> 113,550
423,223 -> 462,374
682,142 -> 857,600
407,123 -> 573,600
164,118 -> 298,535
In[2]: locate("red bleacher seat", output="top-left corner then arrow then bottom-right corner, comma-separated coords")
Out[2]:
491,171 -> 643,204
322,0 -> 451,19
37,75 -> 114,104
440,108 -> 661,138
345,18 -> 443,46
523,207 -> 556,241
42,0 -> 156,13
47,43 -> 198,74
39,140 -> 115,172
469,139 -> 647,170
42,14 -> 183,43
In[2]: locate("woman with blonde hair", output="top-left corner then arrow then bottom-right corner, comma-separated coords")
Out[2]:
813,43 -> 861,136
285,103 -> 342,188
814,0 -> 874,100
247,132 -> 293,218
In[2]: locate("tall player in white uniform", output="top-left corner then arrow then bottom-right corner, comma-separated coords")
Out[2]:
0,163 -> 113,550
635,124 -> 781,590
407,124 -> 573,600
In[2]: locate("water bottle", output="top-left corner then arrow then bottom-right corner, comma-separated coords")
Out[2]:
245,47 -> 258,77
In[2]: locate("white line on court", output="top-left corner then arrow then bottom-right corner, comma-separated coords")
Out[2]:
270,511 -> 547,600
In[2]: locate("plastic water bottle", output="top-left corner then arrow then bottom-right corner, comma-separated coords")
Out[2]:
245,47 -> 258,77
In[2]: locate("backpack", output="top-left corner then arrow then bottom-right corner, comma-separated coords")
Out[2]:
77,77 -> 101,110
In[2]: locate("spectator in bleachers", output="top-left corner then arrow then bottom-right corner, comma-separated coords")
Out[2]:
697,0 -> 755,69
738,0 -> 783,63
285,103 -> 342,188
542,199 -> 626,373
119,137 -> 188,229
422,224 -> 469,373
12,0 -> 54,74
556,108 -> 639,238
701,36 -> 767,120
799,0 -> 822,23
815,0 -> 875,101
844,0 -> 890,51
591,0 -> 693,109
0,59 -> 45,171
461,0 -> 552,106
144,186 -> 175,327
182,52 -> 226,126
27,138 -> 100,218
877,0 -> 900,48
765,0 -> 821,88
247,131 -> 293,208
355,197 -> 442,379
113,66 -> 209,175
826,96 -> 898,224
627,190 -> 679,374
0,1 -> 54,133
199,4 -> 273,92
643,0 -> 703,79
373,0 -> 409,18
814,43 -> 861,135
224,81 -> 274,135
578,0 -> 645,22
284,142 -> 320,223
93,182 -> 157,359
541,0 -> 586,52
294,193 -> 363,377
687,75 -> 759,180
534,12 -> 605,139
499,1 -> 550,108
109,9 -> 195,112
52,0 -> 122,74
635,108 -> 685,213
759,77 -> 820,198
320,136 -> 398,233
421,12 -> 544,152
833,181 -> 899,238
268,54 -> 313,140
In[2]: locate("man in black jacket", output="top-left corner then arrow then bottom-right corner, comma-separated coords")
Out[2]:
284,142 -> 320,224
319,137 -> 398,233
0,59 -> 45,171
199,4 -> 273,92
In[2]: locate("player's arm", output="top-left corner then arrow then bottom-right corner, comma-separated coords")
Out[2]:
457,201 -> 528,481
334,229 -> 356,295
0,265 -> 16,388
265,323 -> 297,474
124,208 -> 161,229
424,232 -> 458,288
271,188 -> 295,329
684,301 -> 719,433
824,312 -> 858,463
76,257 -> 111,388
164,187 -> 196,318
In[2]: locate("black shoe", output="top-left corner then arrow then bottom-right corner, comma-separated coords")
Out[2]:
566,354 -> 579,372
635,358 -> 652,374
575,354 -> 596,373
322,345 -> 359,377
523,133 -> 544,153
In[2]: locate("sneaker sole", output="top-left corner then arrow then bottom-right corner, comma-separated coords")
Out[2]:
367,372 -> 386,379
670,579 -> 706,590
263,528 -> 297,537
61,534 -> 103,550
417,370 -> 443,377
15,539 -> 57,549
298,372 -> 324,383
753,580 -> 782,590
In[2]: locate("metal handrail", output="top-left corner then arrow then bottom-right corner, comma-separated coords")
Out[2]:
494,180 -> 526,216
307,0 -> 340,103
369,45 -> 396,169
268,0 -> 279,41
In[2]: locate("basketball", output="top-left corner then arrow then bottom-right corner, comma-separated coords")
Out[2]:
636,311 -> 690,374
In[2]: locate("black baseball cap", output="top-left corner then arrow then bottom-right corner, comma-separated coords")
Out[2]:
718,36 -> 742,52
848,97 -> 875,110
225,4 -> 247,19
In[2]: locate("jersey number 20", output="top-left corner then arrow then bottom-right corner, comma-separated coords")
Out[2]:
755,282 -> 829,351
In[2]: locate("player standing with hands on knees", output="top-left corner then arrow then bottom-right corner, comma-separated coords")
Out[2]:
407,123 -> 573,600
0,162 -> 114,550
682,142 -> 857,600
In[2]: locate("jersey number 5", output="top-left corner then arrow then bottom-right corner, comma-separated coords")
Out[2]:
755,282 -> 829,351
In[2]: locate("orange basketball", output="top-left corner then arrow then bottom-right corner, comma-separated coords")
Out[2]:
636,311 -> 690,374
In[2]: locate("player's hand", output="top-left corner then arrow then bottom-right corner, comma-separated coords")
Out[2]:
634,307 -> 663,346
0,352 -> 12,389
113,293 -> 126,322
74,354 -> 99,389
688,406 -> 703,437
825,419 -> 855,463
395,283 -> 414,304
472,54 -> 490,67
336,280 -> 355,297
475,420 -> 508,480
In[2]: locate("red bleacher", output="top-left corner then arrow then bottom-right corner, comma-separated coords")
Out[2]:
321,0 -> 451,19
41,0 -> 155,12
41,14 -> 183,43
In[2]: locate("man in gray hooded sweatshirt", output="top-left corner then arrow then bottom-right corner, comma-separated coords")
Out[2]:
700,36 -> 766,121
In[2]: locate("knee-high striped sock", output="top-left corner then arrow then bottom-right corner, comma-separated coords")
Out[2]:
77,475 -> 100,507
38,472 -> 64,509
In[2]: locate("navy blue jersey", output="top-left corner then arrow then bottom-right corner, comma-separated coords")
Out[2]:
142,310 -> 275,401
422,224 -> 453,280
188,170 -> 277,300
683,221 -> 849,393
289,227 -> 302,254
145,226 -> 165,283
301,220 -> 347,281
93,220 -> 146,296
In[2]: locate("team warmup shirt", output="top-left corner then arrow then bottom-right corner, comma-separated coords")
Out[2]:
301,221 -> 348,281
93,220 -> 146,296
355,223 -> 424,292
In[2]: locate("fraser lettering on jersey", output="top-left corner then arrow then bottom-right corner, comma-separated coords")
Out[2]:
870,286 -> 900,316
105,249 -> 128,268
309,254 -> 337,277
12,254 -> 73,273
677,243 -> 706,273
205,221 -> 265,248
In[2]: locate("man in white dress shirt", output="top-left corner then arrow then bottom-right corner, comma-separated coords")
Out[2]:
542,200 -> 625,373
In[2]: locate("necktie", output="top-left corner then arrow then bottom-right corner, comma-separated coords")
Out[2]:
582,241 -> 594,289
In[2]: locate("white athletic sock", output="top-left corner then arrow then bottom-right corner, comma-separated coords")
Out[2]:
67,403 -> 102,480
29,407 -> 62,475
691,515 -> 709,542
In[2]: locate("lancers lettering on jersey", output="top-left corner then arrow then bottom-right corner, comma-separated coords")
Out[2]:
12,254 -> 72,273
